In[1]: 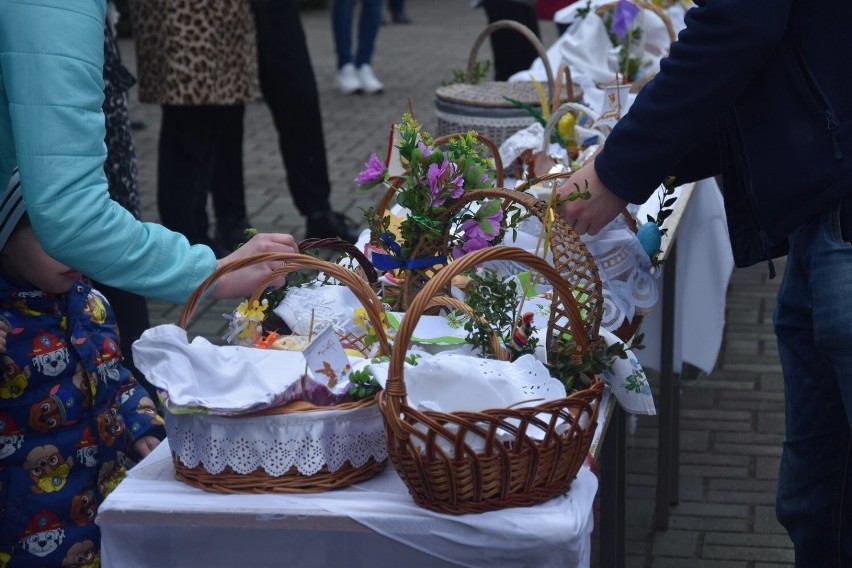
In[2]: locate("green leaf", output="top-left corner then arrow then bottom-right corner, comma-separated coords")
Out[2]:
477,198 -> 503,219
503,96 -> 546,126
478,219 -> 497,235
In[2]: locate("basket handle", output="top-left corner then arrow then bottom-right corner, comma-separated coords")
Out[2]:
466,19 -> 555,101
595,0 -> 677,45
540,102 -> 609,153
384,246 -> 590,402
298,238 -> 378,284
374,132 -> 505,220
178,252 -> 391,356
549,64 -> 576,114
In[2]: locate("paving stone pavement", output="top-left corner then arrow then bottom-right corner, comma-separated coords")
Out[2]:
120,1 -> 794,565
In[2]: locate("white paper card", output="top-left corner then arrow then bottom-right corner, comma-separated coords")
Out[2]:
593,84 -> 633,131
301,325 -> 351,388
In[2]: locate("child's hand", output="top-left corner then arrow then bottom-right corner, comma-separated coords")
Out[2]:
0,322 -> 7,353
133,436 -> 161,459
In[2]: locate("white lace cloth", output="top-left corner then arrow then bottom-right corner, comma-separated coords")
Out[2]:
274,283 -> 364,337
502,213 -> 659,333
166,404 -> 387,476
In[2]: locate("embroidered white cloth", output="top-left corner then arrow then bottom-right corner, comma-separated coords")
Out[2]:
132,324 -> 355,414
165,404 -> 387,476
274,283 -> 364,337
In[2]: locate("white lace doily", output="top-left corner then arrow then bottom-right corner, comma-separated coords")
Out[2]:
503,214 -> 659,333
166,405 -> 387,476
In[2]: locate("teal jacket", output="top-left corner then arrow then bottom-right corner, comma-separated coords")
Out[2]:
0,0 -> 217,304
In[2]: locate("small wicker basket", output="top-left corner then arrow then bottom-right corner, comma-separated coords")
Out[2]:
435,20 -> 582,148
167,252 -> 391,494
536,103 -> 644,341
378,246 -> 604,514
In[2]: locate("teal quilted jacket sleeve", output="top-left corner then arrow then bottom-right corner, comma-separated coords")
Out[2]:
0,0 -> 217,304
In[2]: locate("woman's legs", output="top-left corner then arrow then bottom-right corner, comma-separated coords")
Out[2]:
354,0 -> 383,67
331,0 -> 357,68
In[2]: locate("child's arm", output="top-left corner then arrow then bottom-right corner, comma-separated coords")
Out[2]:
0,321 -> 6,353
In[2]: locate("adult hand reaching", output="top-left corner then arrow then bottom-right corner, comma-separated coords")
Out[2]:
557,160 -> 628,236
211,233 -> 299,299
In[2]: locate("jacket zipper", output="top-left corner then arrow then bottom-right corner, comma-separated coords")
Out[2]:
785,37 -> 844,160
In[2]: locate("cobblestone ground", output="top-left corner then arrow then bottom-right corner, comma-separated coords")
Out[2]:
121,1 -> 793,565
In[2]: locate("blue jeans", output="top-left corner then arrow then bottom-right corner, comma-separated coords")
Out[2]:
774,196 -> 852,567
332,0 -> 382,69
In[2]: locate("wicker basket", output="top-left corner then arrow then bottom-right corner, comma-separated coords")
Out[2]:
538,104 -> 644,341
378,246 -> 605,514
435,20 -> 582,148
168,252 -> 391,494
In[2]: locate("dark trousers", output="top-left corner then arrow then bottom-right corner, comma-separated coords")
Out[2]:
252,0 -> 332,216
482,0 -> 541,81
157,105 -> 247,248
388,0 -> 405,14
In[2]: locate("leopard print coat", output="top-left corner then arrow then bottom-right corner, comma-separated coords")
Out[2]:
130,0 -> 259,105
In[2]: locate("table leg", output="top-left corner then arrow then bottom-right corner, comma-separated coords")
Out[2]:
655,243 -> 680,530
599,405 -> 625,568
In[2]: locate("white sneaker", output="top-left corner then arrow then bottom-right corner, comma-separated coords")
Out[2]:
356,64 -> 384,94
336,63 -> 361,95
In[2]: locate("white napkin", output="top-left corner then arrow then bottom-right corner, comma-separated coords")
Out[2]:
132,324 -> 307,412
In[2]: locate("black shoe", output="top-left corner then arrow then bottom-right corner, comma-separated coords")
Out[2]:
305,210 -> 361,243
391,12 -> 411,24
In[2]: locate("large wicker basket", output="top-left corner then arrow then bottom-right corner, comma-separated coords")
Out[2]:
435,20 -> 581,148
167,252 -> 390,494
378,246 -> 604,514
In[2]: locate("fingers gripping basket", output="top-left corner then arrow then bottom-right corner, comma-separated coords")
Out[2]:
539,104 -> 645,341
378,246 -> 605,514
168,253 -> 391,494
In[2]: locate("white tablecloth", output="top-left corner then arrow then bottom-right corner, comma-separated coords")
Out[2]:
98,441 -> 598,567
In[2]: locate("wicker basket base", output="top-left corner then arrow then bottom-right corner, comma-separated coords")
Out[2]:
173,454 -> 387,494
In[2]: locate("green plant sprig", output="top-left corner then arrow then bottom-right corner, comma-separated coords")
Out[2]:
463,269 -> 539,359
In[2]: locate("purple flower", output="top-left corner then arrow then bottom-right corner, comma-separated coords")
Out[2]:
417,141 -> 433,159
453,200 -> 504,257
611,0 -> 640,41
427,160 -> 465,206
356,153 -> 386,186
453,235 -> 491,258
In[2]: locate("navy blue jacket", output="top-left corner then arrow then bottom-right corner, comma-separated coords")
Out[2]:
595,0 -> 852,269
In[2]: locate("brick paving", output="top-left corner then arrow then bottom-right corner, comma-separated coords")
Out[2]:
120,1 -> 794,565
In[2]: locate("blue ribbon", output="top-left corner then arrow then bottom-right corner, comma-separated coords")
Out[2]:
371,233 -> 447,271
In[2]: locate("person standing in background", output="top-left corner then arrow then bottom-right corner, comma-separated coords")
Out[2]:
251,0 -> 360,243
536,0 -> 576,35
474,0 -> 541,81
387,0 -> 411,23
131,0 -> 258,257
332,0 -> 385,95
558,1 -> 852,564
